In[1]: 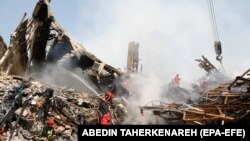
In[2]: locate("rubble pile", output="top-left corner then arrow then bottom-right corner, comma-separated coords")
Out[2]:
0,1 -> 128,138
0,0 -> 122,95
140,68 -> 250,125
0,1 -> 248,139
0,76 -> 126,140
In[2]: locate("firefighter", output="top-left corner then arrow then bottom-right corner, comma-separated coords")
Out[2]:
103,91 -> 113,104
99,113 -> 111,125
173,74 -> 181,87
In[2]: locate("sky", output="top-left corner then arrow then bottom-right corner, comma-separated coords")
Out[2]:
0,0 -> 250,83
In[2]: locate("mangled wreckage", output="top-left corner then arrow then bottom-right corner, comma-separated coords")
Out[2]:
0,0 -> 127,140
0,76 -> 126,140
0,0 -> 122,92
0,0 -> 249,140
140,56 -> 250,125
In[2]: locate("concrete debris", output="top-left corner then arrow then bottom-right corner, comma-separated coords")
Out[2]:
0,0 -> 249,140
0,0 -> 122,93
0,1 -> 128,140
140,68 -> 250,125
0,76 -> 126,140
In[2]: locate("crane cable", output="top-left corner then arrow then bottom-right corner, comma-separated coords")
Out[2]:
207,0 -> 223,63
207,0 -> 219,41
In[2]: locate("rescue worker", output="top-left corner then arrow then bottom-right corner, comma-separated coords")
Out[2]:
174,74 -> 181,87
103,91 -> 113,104
99,113 -> 111,125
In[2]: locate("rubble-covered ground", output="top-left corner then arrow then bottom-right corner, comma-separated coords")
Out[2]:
140,69 -> 250,125
0,76 -> 126,140
0,0 -> 249,140
0,1 -> 130,140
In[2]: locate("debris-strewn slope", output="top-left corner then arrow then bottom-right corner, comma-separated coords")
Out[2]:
0,76 -> 126,140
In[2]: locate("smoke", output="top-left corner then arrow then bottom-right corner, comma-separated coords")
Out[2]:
119,72 -> 201,124
72,0 -> 250,124
0,0 -> 249,80
121,73 -> 166,124
2,0 -> 247,124
31,63 -> 101,95
77,0 -> 209,81
125,74 -> 164,103
74,0 -> 250,82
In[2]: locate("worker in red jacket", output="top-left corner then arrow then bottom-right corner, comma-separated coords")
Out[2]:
103,91 -> 113,104
99,113 -> 111,125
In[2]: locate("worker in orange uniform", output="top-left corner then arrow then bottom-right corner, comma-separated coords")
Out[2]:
99,113 -> 111,125
103,91 -> 113,104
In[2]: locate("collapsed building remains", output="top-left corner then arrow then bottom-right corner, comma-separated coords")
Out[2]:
0,0 -> 127,140
0,0 -> 122,93
0,0 -> 249,140
140,67 -> 250,125
126,42 -> 140,73
0,76 -> 126,140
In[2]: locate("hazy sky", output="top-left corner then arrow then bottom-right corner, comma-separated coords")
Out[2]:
0,0 -> 249,83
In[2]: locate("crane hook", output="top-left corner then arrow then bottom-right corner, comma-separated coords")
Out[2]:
214,41 -> 222,62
